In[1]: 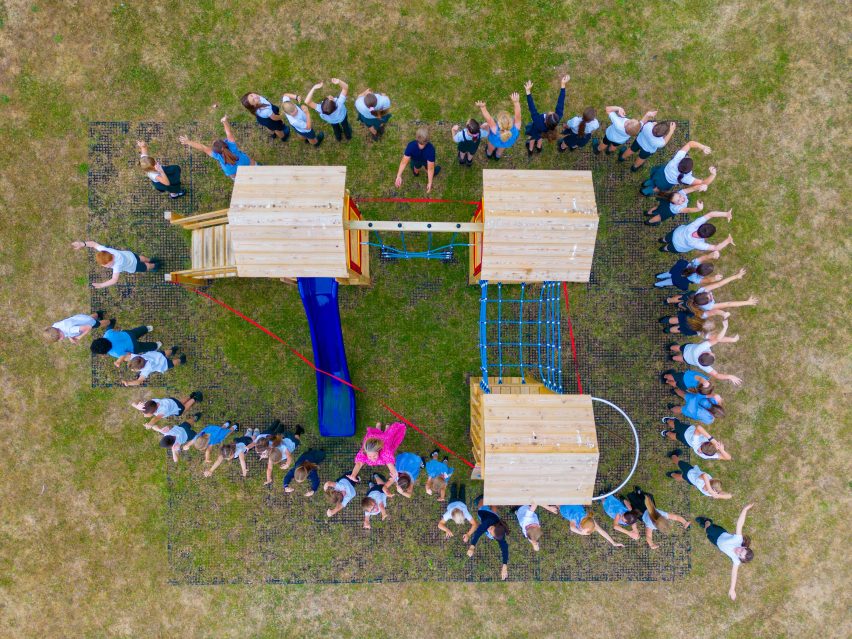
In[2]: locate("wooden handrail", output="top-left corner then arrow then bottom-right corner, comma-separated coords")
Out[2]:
345,220 -> 483,232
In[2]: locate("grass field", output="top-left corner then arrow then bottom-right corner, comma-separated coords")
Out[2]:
1,1 -> 850,637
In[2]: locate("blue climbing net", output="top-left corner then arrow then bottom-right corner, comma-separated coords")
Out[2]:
362,226 -> 473,261
478,280 -> 563,394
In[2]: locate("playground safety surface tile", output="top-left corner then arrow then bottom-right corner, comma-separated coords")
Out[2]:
90,119 -> 692,583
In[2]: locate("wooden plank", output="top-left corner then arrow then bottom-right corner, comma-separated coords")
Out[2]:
236,263 -> 349,278
191,229 -> 203,270
345,220 -> 484,233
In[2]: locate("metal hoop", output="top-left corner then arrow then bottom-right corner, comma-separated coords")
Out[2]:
590,396 -> 640,502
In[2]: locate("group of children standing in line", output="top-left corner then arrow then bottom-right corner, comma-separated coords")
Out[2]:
45,73 -> 755,594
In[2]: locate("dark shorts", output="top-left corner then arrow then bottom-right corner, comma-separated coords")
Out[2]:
132,253 -> 148,273
177,422 -> 197,441
602,133 -> 627,147
357,112 -> 390,128
294,127 -> 317,140
169,397 -> 186,416
663,230 -> 675,247
151,165 -> 183,193
655,198 -> 680,222
676,311 -> 697,335
672,419 -> 692,444
671,371 -> 689,391
706,522 -> 727,546
677,460 -> 695,481
256,115 -> 288,132
630,139 -> 656,159
562,131 -> 592,148
651,165 -> 676,191
457,138 -> 481,154
525,122 -> 545,141
234,435 -> 252,446
166,357 -> 174,370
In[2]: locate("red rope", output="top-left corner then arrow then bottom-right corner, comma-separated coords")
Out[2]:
352,197 -> 480,205
177,283 -> 476,468
561,281 -> 584,394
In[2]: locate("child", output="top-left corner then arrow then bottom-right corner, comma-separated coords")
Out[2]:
669,320 -> 744,385
304,78 -> 352,142
601,494 -> 641,540
257,424 -> 306,485
665,449 -> 732,499
132,391 -> 202,429
467,497 -> 510,581
121,347 -> 186,386
696,502 -> 755,600
152,413 -> 200,463
91,324 -> 160,361
179,115 -> 255,180
43,311 -> 112,345
184,421 -> 238,463
281,94 -> 325,147
362,474 -> 390,530
136,140 -> 186,198
558,106 -> 599,152
642,140 -> 715,195
282,449 -> 326,495
594,107 -> 653,155
660,417 -> 732,461
205,428 -> 259,478
523,74 -> 568,155
661,368 -> 713,394
424,450 -> 454,501
557,505 -> 625,547
71,240 -> 157,289
394,126 -> 440,193
348,421 -> 407,482
665,267 -> 754,314
620,119 -> 676,172
644,184 -> 708,226
437,484 -> 478,540
324,474 -> 357,518
659,210 -> 734,255
654,252 -> 719,290
477,93 -> 523,160
389,451 -> 424,498
354,88 -> 392,140
451,119 -> 482,166
240,92 -> 290,141
515,503 -> 558,551
641,494 -> 690,550
669,388 -> 725,425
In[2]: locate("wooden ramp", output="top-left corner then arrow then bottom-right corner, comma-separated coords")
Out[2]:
164,209 -> 237,285
479,169 -> 599,283
470,377 -> 599,505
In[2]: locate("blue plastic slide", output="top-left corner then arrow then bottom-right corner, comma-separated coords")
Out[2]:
297,277 -> 356,437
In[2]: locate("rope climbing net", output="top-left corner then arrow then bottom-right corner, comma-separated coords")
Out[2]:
478,280 -> 563,394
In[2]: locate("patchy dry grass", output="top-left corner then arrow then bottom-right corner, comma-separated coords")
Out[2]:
0,0 -> 850,637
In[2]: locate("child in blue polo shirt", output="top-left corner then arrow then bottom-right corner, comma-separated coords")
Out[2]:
282,93 -> 325,147
305,78 -> 352,142
90,324 -> 160,361
179,116 -> 256,180
424,450 -> 454,501
394,126 -> 441,193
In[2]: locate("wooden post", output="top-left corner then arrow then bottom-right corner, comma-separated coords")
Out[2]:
164,272 -> 205,287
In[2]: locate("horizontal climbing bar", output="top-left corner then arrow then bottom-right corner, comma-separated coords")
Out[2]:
346,220 -> 483,233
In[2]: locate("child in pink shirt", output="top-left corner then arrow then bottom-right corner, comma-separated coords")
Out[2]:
348,421 -> 406,482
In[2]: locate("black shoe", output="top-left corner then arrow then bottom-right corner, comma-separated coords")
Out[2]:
433,165 -> 441,177
526,143 -> 534,157
592,140 -> 601,154
281,130 -> 290,142
665,471 -> 678,479
668,448 -> 683,458
466,158 -> 473,166
294,424 -> 305,436
192,412 -> 203,422
534,145 -> 542,153
189,391 -> 203,402
178,354 -> 187,365
314,132 -> 325,148
557,141 -> 567,153
442,457 -> 449,464
370,132 -> 380,141
458,153 -> 465,165
630,165 -> 641,173
169,191 -> 186,199
107,318 -> 117,329
95,310 -> 105,320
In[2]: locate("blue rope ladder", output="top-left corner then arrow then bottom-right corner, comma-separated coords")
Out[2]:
362,225 -> 473,261
479,280 -> 564,394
